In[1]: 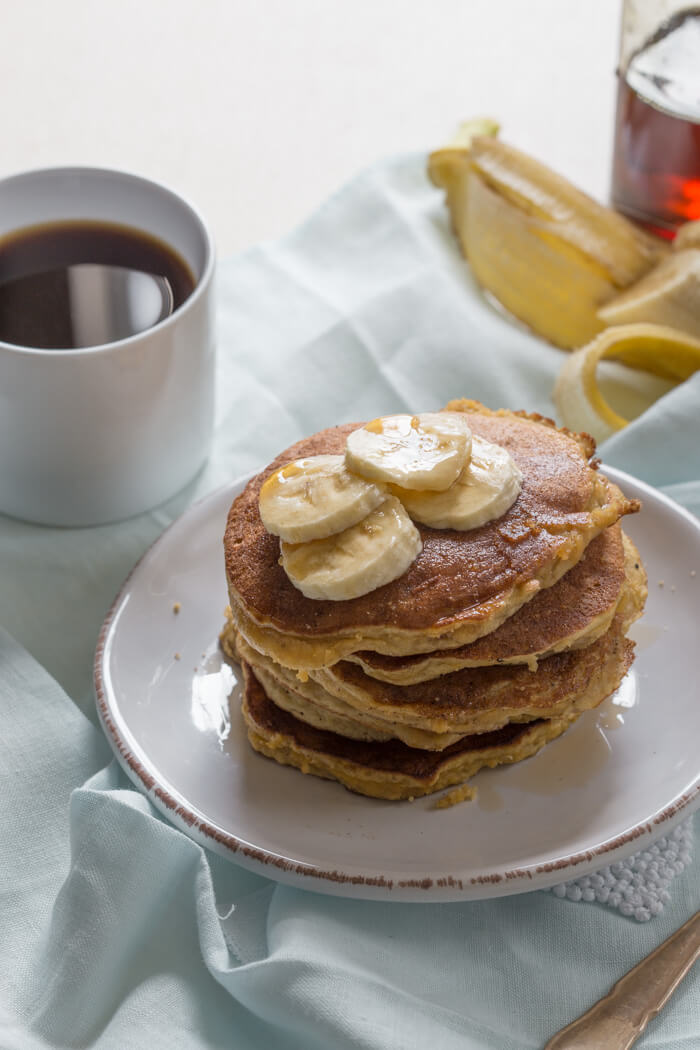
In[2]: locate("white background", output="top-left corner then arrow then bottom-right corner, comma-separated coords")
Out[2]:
1,0 -> 620,257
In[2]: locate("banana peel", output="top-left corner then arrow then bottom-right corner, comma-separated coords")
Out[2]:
428,119 -> 499,249
430,125 -> 700,428
464,163 -> 618,348
554,323 -> 700,442
428,118 -> 500,182
429,130 -> 666,349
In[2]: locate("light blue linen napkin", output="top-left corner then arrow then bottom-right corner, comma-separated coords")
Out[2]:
2,154 -> 699,1049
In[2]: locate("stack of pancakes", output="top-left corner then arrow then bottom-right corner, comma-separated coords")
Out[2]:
221,401 -> 647,802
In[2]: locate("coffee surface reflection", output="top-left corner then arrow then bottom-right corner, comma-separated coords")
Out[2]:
0,220 -> 195,349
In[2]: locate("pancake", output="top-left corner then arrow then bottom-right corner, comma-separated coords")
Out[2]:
348,528 -> 638,682
235,601 -> 635,742
229,631 -> 465,749
242,665 -> 588,801
224,404 -> 639,670
223,540 -> 642,748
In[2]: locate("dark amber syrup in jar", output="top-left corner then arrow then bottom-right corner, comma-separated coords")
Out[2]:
612,7 -> 700,238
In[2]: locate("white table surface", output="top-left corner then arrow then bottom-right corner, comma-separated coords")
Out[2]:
3,0 -> 620,258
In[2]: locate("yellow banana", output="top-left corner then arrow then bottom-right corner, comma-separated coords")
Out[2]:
554,323 -> 700,442
428,119 -> 499,247
429,131 -> 666,349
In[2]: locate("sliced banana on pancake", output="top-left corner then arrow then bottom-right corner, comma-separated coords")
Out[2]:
395,435 -> 522,530
259,454 -> 387,543
280,495 -> 422,600
345,412 -> 472,491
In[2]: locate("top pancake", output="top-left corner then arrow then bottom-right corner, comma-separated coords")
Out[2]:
224,403 -> 639,668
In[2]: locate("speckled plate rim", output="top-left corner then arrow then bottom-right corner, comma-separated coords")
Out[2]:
94,465 -> 700,902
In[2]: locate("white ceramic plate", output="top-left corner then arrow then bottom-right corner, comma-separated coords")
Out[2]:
95,466 -> 700,901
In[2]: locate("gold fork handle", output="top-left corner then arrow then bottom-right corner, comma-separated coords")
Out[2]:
544,910 -> 700,1050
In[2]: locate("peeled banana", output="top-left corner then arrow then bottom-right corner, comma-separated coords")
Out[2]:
597,250 -> 700,340
429,132 -> 666,349
554,323 -> 700,442
430,126 -> 700,430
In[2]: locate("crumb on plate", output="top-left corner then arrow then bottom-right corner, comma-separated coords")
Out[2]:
433,783 -> 478,810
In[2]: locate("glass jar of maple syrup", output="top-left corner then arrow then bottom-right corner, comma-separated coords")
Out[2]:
611,1 -> 700,239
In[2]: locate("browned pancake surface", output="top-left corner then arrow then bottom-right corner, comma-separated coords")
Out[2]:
224,408 -> 635,638
356,524 -> 625,674
321,613 -> 634,724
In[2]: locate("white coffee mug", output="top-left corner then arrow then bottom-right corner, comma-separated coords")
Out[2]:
0,167 -> 215,526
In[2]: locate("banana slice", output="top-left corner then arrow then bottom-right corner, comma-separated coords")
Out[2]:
394,435 -> 522,530
259,455 -> 387,543
280,496 -> 422,601
345,412 -> 472,491
597,250 -> 700,340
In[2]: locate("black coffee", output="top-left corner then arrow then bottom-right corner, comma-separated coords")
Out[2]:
0,220 -> 196,349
